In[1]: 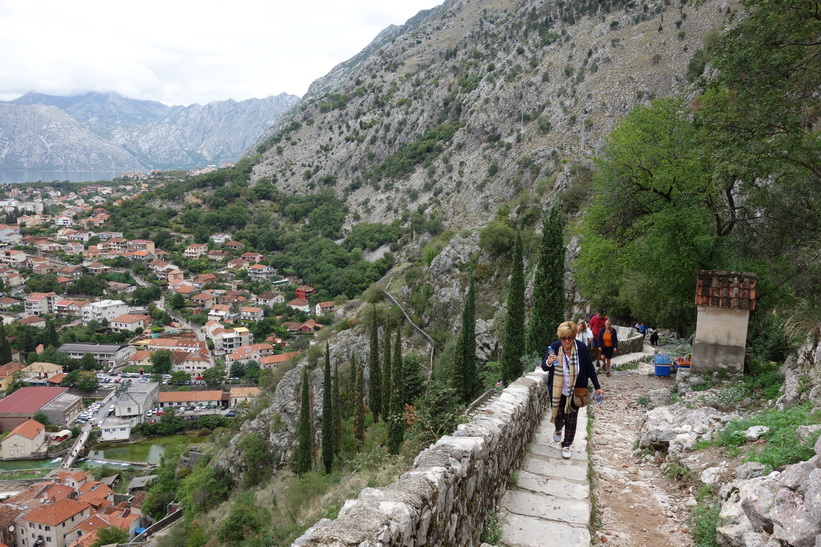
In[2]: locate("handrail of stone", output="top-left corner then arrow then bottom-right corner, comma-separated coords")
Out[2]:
293,370 -> 549,546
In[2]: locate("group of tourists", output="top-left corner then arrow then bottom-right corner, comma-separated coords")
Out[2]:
538,309 -> 618,460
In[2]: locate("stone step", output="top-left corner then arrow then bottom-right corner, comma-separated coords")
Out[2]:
501,512 -> 591,547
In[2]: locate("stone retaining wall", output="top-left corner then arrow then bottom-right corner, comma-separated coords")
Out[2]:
293,371 -> 550,546
615,326 -> 645,355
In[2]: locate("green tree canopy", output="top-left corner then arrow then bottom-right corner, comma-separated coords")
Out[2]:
202,366 -> 225,385
90,527 -> 129,547
501,233 -> 526,384
150,349 -> 172,374
295,367 -> 313,474
527,208 -> 565,355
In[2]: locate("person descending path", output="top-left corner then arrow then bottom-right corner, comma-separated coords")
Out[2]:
541,321 -> 603,459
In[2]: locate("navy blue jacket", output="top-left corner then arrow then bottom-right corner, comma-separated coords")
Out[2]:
540,339 -> 601,390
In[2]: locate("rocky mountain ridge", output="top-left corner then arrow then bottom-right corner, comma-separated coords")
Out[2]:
0,91 -> 299,172
250,0 -> 737,232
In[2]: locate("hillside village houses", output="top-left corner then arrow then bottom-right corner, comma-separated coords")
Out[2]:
0,183 -> 340,442
0,469 -> 147,546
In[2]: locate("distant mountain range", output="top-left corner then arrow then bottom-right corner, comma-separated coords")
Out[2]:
0,91 -> 300,173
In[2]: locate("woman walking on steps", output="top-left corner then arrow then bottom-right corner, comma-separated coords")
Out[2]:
541,321 -> 604,459
597,320 -> 619,377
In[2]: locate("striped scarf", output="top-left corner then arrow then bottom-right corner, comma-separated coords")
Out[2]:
550,342 -> 579,421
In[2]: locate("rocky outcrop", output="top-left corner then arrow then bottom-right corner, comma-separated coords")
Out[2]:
777,327 -> 821,410
212,328 -> 370,476
639,399 -> 737,456
716,438 -> 821,547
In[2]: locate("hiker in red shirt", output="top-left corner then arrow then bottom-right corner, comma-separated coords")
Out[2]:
588,309 -> 608,367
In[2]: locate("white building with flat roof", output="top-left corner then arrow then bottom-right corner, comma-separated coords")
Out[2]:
82,299 -> 129,325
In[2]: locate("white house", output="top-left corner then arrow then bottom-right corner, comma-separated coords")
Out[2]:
100,417 -> 137,441
0,419 -> 46,459
82,299 -> 129,325
110,313 -> 150,332
184,243 -> 208,259
210,233 -> 232,245
240,306 -> 264,322
248,264 -> 272,281
0,224 -> 21,244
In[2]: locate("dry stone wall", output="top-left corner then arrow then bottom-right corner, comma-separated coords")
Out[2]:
293,371 -> 550,546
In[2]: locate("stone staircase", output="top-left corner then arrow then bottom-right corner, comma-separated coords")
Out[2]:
497,346 -> 656,546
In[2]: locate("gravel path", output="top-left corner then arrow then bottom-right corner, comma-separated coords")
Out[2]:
590,358 -> 694,546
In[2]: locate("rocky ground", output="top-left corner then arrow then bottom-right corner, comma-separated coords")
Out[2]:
590,359 -> 696,547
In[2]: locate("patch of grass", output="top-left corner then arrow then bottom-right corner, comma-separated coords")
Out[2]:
480,508 -> 506,543
716,404 -> 820,469
636,396 -> 650,407
663,462 -> 691,481
507,473 -> 518,487
688,485 -> 721,547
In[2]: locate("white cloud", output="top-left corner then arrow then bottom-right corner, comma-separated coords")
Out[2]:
0,0 -> 440,105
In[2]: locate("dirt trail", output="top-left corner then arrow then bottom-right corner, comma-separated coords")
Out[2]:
590,365 -> 694,546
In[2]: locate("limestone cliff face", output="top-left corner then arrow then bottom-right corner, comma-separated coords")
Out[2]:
0,103 -> 144,171
251,0 -> 737,232
0,91 -> 300,171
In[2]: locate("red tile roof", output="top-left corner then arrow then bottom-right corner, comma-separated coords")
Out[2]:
24,498 -> 88,526
0,362 -> 24,377
259,352 -> 301,366
7,419 -> 45,440
695,270 -> 757,310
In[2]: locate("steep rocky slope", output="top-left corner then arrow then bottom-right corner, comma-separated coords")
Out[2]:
251,0 -> 736,231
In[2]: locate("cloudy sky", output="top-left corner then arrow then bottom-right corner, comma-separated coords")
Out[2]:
0,0 -> 440,106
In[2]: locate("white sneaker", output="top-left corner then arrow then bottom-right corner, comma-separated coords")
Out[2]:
553,431 -> 562,442
561,447 -> 571,459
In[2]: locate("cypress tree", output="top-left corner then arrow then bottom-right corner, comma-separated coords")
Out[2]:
295,368 -> 313,474
394,327 -> 403,415
321,344 -> 334,474
501,232 -> 526,385
388,328 -> 405,454
402,353 -> 426,405
527,208 -> 565,356
0,325 -> 12,364
345,351 -> 355,419
353,354 -> 365,449
332,361 -> 342,456
382,326 -> 392,426
451,335 -> 465,403
369,307 -> 382,423
45,321 -> 60,348
454,274 -> 477,403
